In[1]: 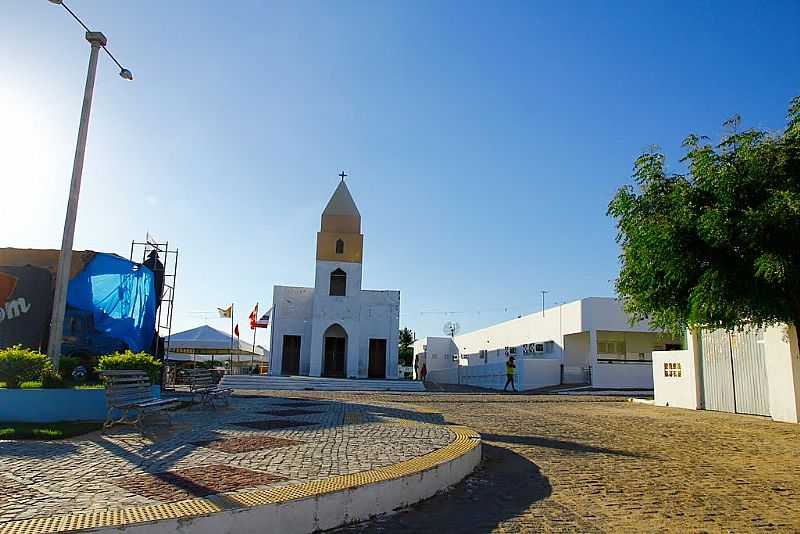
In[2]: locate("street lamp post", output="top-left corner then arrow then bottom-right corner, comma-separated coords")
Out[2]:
46,1 -> 132,370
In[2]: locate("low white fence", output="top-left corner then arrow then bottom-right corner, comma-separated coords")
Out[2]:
426,359 -> 561,391
592,361 -> 654,389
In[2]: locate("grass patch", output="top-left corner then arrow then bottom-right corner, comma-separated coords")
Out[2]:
0,421 -> 102,440
0,381 -> 104,390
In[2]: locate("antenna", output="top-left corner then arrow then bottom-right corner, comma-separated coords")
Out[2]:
442,321 -> 461,337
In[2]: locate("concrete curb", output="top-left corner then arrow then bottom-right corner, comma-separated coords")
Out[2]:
0,425 -> 481,534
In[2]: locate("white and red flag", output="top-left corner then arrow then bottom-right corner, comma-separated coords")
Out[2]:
249,303 -> 259,330
253,306 -> 272,329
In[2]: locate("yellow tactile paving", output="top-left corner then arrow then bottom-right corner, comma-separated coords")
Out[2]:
0,420 -> 479,534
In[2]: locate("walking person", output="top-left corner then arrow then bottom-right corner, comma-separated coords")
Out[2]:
504,355 -> 517,392
420,363 -> 428,382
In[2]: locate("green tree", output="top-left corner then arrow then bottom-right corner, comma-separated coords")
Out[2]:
608,96 -> 800,335
398,327 -> 415,367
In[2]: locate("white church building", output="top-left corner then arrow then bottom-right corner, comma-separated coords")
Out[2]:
268,178 -> 400,379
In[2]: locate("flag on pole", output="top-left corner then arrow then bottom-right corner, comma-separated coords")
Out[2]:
234,324 -> 240,338
218,305 -> 233,318
253,306 -> 272,328
249,303 -> 259,330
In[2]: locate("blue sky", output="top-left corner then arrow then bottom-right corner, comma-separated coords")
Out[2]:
3,1 -> 799,342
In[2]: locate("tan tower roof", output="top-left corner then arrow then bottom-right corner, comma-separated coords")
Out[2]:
321,180 -> 361,233
323,180 -> 360,217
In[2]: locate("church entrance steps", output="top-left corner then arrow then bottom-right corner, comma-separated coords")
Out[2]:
219,374 -> 425,392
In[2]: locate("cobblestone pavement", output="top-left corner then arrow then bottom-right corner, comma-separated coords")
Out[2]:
249,391 -> 800,533
0,395 -> 453,524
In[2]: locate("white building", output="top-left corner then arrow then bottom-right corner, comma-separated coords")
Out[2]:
415,297 -> 681,390
269,179 -> 400,379
653,325 -> 800,423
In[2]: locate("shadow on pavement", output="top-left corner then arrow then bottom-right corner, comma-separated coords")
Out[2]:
482,432 -> 649,458
330,443 -> 552,533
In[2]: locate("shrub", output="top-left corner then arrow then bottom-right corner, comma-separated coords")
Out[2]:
57,356 -> 81,380
96,351 -> 162,384
41,369 -> 66,389
0,346 -> 52,389
20,381 -> 43,389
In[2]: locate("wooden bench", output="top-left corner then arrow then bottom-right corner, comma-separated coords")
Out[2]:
101,370 -> 181,431
187,369 -> 233,408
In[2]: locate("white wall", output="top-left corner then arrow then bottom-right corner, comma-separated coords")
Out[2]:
581,297 -> 659,333
453,300 -> 582,362
310,260 -> 364,377
652,326 -> 800,423
592,361 -> 654,389
518,358 -> 562,390
652,349 -> 700,409
425,366 -> 459,385
269,286 -> 314,375
359,290 -> 401,379
413,337 -> 458,374
427,359 -> 560,391
763,325 -> 800,423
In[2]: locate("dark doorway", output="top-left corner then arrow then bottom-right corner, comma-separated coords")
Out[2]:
323,324 -> 347,377
368,338 -> 387,378
281,335 -> 301,375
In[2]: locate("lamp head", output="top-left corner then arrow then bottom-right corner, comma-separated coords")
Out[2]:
119,68 -> 133,81
48,0 -> 64,4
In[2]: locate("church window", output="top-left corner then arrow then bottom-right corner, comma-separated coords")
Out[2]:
336,239 -> 344,254
330,268 -> 347,296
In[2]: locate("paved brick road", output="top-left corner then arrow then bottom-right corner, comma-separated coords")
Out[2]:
283,392 -> 800,533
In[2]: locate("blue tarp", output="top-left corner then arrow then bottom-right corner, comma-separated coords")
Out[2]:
66,253 -> 156,352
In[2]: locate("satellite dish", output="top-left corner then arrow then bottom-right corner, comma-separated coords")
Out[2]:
443,321 -> 461,337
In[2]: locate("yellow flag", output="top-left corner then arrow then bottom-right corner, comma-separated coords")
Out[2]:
217,305 -> 232,318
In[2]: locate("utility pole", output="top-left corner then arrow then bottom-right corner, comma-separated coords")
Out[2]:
47,32 -> 105,370
46,1 -> 132,370
540,290 -> 549,317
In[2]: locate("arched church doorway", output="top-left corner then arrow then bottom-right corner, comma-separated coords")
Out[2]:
323,323 -> 347,378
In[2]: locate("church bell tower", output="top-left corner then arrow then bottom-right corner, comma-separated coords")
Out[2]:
309,173 -> 364,378
316,174 -> 363,265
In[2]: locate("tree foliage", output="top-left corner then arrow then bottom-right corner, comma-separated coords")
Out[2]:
398,327 -> 414,367
608,96 -> 800,334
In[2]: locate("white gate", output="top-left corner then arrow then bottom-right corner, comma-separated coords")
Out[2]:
699,329 -> 770,416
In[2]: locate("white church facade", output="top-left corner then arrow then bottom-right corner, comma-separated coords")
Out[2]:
268,178 -> 400,379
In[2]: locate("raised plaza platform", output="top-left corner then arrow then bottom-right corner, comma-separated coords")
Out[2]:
0,394 -> 478,534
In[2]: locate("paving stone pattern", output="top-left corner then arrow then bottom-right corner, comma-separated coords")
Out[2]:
233,419 -> 315,430
114,465 -> 286,501
263,391 -> 800,533
191,435 -> 303,453
258,409 -> 322,416
0,395 -> 453,524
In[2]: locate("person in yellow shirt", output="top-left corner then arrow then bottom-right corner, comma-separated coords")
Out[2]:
504,355 -> 517,392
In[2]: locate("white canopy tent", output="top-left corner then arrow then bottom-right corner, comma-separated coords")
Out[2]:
166,325 -> 268,364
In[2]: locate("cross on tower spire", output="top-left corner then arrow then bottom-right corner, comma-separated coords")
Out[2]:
338,171 -> 348,182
